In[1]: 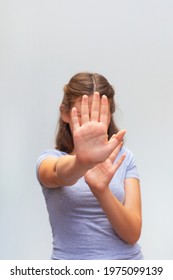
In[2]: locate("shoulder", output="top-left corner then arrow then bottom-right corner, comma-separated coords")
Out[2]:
36,149 -> 67,168
118,146 -> 136,164
38,149 -> 67,158
36,149 -> 68,188
118,146 -> 140,180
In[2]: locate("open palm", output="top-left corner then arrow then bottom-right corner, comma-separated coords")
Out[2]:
84,143 -> 126,193
71,92 -> 125,168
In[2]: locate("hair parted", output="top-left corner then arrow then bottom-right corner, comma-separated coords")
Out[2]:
55,72 -> 119,153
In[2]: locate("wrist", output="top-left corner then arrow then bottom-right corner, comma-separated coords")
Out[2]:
89,184 -> 111,198
74,154 -> 96,171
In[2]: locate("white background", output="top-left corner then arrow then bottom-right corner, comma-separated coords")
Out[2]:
0,0 -> 173,259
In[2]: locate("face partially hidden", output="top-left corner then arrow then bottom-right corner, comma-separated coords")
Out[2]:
61,94 -> 111,133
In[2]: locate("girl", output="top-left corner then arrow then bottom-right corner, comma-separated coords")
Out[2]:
36,72 -> 143,260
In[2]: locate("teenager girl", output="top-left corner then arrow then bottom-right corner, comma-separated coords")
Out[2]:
36,72 -> 143,260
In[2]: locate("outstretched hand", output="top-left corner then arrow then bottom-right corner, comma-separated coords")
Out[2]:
84,142 -> 126,193
71,92 -> 126,168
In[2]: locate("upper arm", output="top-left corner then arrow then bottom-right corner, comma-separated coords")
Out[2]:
37,157 -> 62,188
124,178 -> 142,221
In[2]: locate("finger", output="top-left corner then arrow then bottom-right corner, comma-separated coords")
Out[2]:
91,92 -> 100,121
71,107 -> 80,131
99,95 -> 108,126
81,95 -> 89,124
112,153 -> 126,173
107,132 -> 122,150
105,132 -> 125,161
115,129 -> 126,142
109,142 -> 123,163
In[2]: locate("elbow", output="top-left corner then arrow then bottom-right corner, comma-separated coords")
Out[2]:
127,234 -> 140,245
126,227 -> 142,245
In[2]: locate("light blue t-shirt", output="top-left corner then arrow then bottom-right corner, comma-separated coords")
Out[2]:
36,146 -> 143,260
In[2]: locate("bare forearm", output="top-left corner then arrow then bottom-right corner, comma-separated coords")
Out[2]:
38,155 -> 91,188
55,155 -> 90,186
93,188 -> 142,244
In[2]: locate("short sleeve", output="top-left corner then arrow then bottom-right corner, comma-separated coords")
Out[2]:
36,149 -> 66,185
125,149 -> 140,180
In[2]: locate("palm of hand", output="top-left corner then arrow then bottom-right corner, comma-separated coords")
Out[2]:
84,158 -> 115,191
71,92 -> 125,167
84,144 -> 125,193
73,120 -> 109,164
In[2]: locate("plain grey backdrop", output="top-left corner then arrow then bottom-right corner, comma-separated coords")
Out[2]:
1,0 -> 173,259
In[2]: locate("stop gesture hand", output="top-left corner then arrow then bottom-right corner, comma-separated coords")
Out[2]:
84,142 -> 126,193
71,92 -> 126,169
